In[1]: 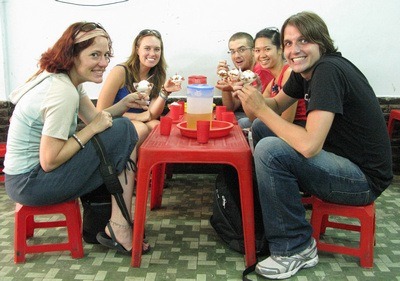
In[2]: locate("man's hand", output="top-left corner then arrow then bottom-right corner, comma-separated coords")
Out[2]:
235,84 -> 266,118
215,79 -> 233,91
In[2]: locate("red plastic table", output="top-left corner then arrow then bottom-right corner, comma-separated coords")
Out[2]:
131,123 -> 256,268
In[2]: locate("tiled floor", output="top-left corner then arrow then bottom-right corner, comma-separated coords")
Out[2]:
0,173 -> 399,281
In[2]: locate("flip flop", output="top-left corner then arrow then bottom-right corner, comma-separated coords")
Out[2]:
96,222 -> 151,255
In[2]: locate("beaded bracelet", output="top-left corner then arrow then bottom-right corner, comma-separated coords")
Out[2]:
72,134 -> 85,149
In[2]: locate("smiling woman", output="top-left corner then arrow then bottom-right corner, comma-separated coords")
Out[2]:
4,21 -> 149,256
95,28 -> 185,254
69,36 -> 110,86
96,28 -> 182,153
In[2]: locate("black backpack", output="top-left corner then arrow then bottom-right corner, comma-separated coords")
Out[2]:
210,165 -> 269,256
80,184 -> 111,244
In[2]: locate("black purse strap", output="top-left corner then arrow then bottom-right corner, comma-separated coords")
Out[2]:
92,134 -> 133,227
242,261 -> 257,280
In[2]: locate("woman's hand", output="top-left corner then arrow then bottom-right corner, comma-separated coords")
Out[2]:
125,92 -> 150,110
87,111 -> 114,134
163,78 -> 182,93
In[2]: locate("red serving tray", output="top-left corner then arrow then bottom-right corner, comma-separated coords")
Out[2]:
176,120 -> 234,139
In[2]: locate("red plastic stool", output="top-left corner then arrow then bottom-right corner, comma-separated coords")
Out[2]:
14,199 -> 84,263
301,193 -> 314,206
0,143 -> 6,182
310,197 -> 375,268
387,109 -> 400,139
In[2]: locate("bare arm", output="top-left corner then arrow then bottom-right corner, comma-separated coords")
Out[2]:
122,96 -> 162,123
280,101 -> 298,123
220,88 -> 242,112
276,67 -> 295,122
258,67 -> 296,122
237,84 -> 334,158
40,96 -> 113,172
121,78 -> 183,122
97,65 -> 148,117
97,66 -> 126,109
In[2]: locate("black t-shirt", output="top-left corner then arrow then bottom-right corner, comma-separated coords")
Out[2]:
283,53 -> 393,195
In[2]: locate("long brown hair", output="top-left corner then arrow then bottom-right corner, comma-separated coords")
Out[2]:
123,29 -> 167,99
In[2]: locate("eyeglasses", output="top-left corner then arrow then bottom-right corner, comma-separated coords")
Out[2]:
227,47 -> 252,55
73,22 -> 107,39
138,29 -> 162,38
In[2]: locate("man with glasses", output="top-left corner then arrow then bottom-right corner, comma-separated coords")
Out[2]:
216,32 -> 273,120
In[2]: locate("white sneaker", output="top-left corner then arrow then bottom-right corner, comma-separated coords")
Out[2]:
255,238 -> 319,279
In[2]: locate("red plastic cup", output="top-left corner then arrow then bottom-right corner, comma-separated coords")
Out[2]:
215,105 -> 227,121
221,111 -> 235,123
169,104 -> 180,121
196,120 -> 211,144
177,101 -> 185,115
160,116 -> 173,136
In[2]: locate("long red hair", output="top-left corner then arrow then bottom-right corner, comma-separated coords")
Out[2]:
33,22 -> 113,78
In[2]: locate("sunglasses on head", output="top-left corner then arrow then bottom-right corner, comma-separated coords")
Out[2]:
138,29 -> 161,38
73,22 -> 107,39
263,27 -> 280,33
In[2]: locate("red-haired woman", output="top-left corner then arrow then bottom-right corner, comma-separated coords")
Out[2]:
4,22 -> 150,254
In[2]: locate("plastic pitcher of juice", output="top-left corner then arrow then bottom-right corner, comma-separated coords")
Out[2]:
186,84 -> 214,129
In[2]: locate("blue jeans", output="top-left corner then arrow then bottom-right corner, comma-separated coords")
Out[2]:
238,117 -> 253,129
253,137 -> 377,256
5,117 -> 138,206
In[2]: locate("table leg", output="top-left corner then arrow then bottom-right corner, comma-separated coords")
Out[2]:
237,167 -> 257,267
150,163 -> 167,210
131,163 -> 152,267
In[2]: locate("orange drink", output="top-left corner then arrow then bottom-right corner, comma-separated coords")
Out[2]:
186,113 -> 213,129
186,84 -> 214,129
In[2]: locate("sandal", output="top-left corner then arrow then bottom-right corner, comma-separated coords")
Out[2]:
96,222 -> 151,255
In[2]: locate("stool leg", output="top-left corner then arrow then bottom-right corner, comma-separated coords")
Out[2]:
310,198 -> 376,268
65,204 -> 84,259
359,208 -> 375,268
310,204 -> 323,243
14,205 -> 27,263
26,214 -> 35,238
14,200 -> 84,263
320,214 -> 329,235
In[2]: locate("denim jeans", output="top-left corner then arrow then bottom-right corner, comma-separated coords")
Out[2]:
238,117 -> 253,129
5,117 -> 138,206
253,137 -> 377,256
